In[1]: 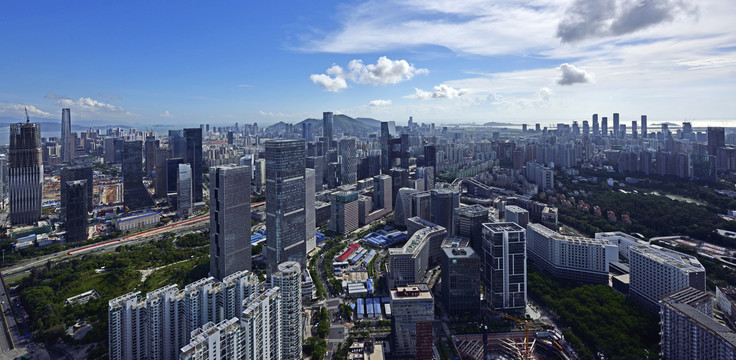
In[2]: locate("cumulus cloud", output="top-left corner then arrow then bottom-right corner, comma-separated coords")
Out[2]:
310,56 -> 427,92
161,110 -> 173,119
557,63 -> 594,85
369,99 -> 392,107
408,84 -> 469,100
0,103 -> 53,118
56,97 -> 130,114
557,0 -> 698,43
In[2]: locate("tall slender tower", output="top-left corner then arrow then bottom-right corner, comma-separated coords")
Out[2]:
613,113 -> 620,138
9,121 -> 43,225
641,115 -> 648,138
122,141 -> 154,210
183,128 -> 203,202
322,112 -> 334,149
339,137 -> 357,185
271,261 -> 303,360
177,163 -> 192,219
61,108 -> 74,163
265,139 -> 307,274
210,164 -> 251,280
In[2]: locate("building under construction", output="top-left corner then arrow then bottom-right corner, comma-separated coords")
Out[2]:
9,119 -> 43,225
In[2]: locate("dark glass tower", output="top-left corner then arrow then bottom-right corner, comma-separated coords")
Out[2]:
184,128 -> 203,202
265,139 -> 306,274
122,141 -> 154,210
210,164 -> 252,280
61,108 -> 74,164
9,121 -> 43,225
60,164 -> 94,211
63,180 -> 88,242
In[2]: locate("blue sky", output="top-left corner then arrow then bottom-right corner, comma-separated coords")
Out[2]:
1,0 -> 735,127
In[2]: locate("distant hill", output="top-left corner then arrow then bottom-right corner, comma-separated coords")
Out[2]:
483,121 -> 516,127
267,114 -> 381,135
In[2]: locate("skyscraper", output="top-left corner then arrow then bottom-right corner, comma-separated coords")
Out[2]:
613,113 -> 620,138
145,136 -> 159,177
63,180 -> 89,242
305,168 -> 316,253
184,128 -> 203,202
390,284 -> 434,359
271,261 -> 302,360
454,205 -> 487,253
641,115 -> 648,138
177,164 -> 192,219
632,120 -> 638,139
123,141 -> 154,210
322,111 -> 334,148
61,108 -> 74,164
210,165 -> 251,280
708,126 -> 726,156
441,242 -> 480,315
154,148 -> 172,198
601,117 -> 608,137
265,139 -> 307,273
339,137 -> 357,185
373,174 -> 392,211
592,114 -> 599,136
60,164 -> 94,211
482,222 -> 527,313
9,121 -> 43,225
430,188 -> 460,235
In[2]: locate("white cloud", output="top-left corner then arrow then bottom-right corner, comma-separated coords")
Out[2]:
408,84 -> 469,99
369,99 -> 392,107
161,110 -> 173,119
557,63 -> 593,85
0,103 -> 53,118
237,84 -> 252,88
56,97 -> 130,114
310,56 -> 427,92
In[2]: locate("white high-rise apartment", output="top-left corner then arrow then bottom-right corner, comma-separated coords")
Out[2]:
179,318 -> 243,360
271,261 -> 302,360
241,287 -> 282,360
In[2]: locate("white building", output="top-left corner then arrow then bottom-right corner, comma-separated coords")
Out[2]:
390,284 -> 434,359
241,287 -> 282,360
388,221 -> 445,288
180,318 -> 243,360
630,245 -> 706,311
271,261 -> 302,360
115,212 -> 161,232
527,223 -> 618,284
594,231 -> 648,260
525,162 -> 554,191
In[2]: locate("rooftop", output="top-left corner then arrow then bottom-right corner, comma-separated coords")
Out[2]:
632,245 -> 704,272
483,222 -> 525,233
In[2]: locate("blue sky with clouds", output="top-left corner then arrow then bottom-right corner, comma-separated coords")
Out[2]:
1,0 -> 734,127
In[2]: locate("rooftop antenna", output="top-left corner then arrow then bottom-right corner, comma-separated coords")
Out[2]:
24,106 -> 30,123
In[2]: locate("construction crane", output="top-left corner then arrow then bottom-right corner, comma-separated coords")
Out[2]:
487,307 -> 534,359
25,106 -> 30,123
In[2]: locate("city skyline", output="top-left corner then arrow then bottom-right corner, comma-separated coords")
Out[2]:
1,1 -> 735,127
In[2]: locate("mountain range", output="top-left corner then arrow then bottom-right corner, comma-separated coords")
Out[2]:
266,114 -> 381,134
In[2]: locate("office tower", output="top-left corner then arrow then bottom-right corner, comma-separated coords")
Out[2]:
179,318 -> 243,360
184,128 -> 203,202
265,139 -> 307,273
0,154 -> 6,208
682,121 -> 693,139
60,164 -> 94,211
63,180 -> 89,242
123,141 -> 155,210
613,113 -> 620,138
271,261 -> 302,360
104,138 -> 124,164
381,121 -> 398,174
527,223 -> 618,284
454,205 -> 487,253
339,137 -> 357,185
660,287 -> 736,359
415,166 -> 435,191
322,112 -> 334,148
708,126 -> 726,156
253,158 -> 266,193
389,220 -> 444,288
406,217 -> 447,265
525,162 -> 554,191
154,148 -> 172,198
227,131 -> 234,145
394,188 -> 419,228
373,175 -> 392,211
241,287 -> 282,360
409,192 -> 431,222
168,130 -> 186,159
390,284 -> 434,359
582,120 -> 590,138
592,114 -> 599,136
641,115 -> 648,138
629,245 -> 706,311
305,169 -> 316,253
61,108 -> 74,163
535,123 -> 541,132
618,124 -> 626,139
482,222 -> 527,313
166,157 -> 184,200
329,191 -> 359,235
145,136 -> 159,177
662,123 -> 670,138
521,124 -> 527,133
632,120 -> 638,139
601,117 -> 608,136
210,165 -> 251,280
504,205 -> 529,228
9,121 -> 43,225
430,188 -> 460,235
572,121 -> 580,137
177,164 -> 193,219
441,240 -> 480,315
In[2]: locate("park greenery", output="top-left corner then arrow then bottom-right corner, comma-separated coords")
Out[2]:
527,265 -> 659,360
175,230 -> 209,248
303,307 -> 330,360
17,232 -> 208,346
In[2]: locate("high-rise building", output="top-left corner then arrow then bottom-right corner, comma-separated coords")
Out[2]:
708,126 -> 726,156
613,113 -> 620,138
504,205 -> 529,229
63,180 -> 89,242
482,222 -> 527,313
527,223 -> 617,284
630,245 -> 706,311
104,138 -> 124,164
265,139 -> 307,273
177,164 -> 193,219
601,117 -> 608,136
9,121 -> 43,225
454,205 -> 488,253
641,115 -> 648,138
0,154 -> 7,209
145,136 -> 159,177
525,162 -> 554,191
660,287 -> 736,359
60,164 -> 94,211
271,261 -> 302,360
632,120 -> 638,139
183,128 -> 203,202
592,114 -> 599,136
322,112 -> 334,148
154,148 -> 172,198
240,287 -> 282,360
253,158 -> 266,193
389,220 -> 445,288
338,137 -> 357,185
305,169 -> 316,253
390,284 -> 434,359
373,175 -> 392,211
329,191 -> 359,235
210,165 -> 251,280
440,239 -> 480,315
168,130 -> 186,159
179,318 -> 243,360
61,108 -> 74,164
123,141 -> 155,210
430,188 -> 460,235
